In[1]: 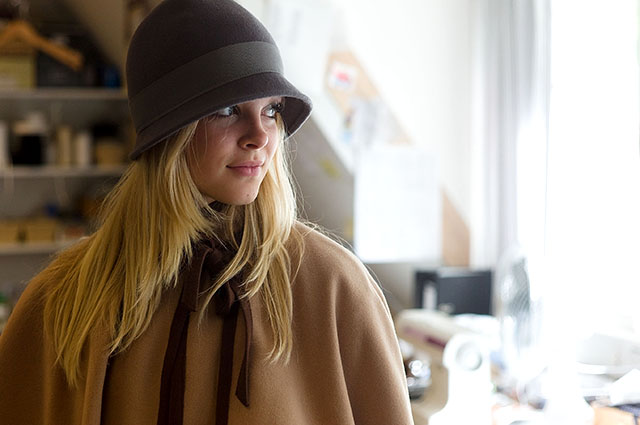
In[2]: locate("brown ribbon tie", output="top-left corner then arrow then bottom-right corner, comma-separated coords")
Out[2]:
157,240 -> 252,425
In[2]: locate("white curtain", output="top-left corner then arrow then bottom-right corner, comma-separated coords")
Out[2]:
472,0 -> 640,334
546,0 -> 640,331
470,0 -> 551,268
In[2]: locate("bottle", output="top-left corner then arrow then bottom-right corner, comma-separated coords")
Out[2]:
0,292 -> 11,334
73,130 -> 93,167
0,120 -> 8,169
56,125 -> 73,167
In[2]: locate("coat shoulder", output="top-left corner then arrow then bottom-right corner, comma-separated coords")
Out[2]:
292,222 -> 388,309
294,221 -> 368,277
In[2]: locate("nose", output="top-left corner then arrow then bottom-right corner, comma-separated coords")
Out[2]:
239,115 -> 269,150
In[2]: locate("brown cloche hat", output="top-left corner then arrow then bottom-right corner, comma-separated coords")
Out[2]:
126,0 -> 313,160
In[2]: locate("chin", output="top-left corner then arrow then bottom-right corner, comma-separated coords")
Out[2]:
201,183 -> 262,206
211,192 -> 259,206
229,198 -> 258,206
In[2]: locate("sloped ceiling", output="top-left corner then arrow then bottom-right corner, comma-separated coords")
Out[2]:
60,0 -> 145,74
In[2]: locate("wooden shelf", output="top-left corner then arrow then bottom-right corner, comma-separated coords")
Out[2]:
0,87 -> 130,131
0,87 -> 127,101
0,165 -> 127,178
0,240 -> 76,256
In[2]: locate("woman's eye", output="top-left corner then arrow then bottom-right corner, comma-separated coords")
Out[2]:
213,105 -> 239,118
265,102 -> 284,118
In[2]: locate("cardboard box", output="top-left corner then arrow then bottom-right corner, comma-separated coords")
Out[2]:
23,218 -> 57,243
95,140 -> 125,166
0,220 -> 21,244
0,54 -> 35,89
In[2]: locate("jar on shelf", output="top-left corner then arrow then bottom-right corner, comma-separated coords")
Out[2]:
11,111 -> 49,165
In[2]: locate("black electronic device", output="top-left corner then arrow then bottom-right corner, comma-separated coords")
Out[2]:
414,269 -> 493,315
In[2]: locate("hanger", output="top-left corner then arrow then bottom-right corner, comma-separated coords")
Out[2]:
0,20 -> 83,71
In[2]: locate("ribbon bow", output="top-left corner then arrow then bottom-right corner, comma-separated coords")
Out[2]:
157,240 -> 253,425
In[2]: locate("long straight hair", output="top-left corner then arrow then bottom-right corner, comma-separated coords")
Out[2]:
43,115 -> 301,386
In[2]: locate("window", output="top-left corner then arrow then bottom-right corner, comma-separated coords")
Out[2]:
546,0 -> 640,332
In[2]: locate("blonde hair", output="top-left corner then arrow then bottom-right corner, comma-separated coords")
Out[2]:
43,115 -> 301,386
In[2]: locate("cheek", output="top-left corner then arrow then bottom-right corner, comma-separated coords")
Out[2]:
188,126 -> 229,170
266,130 -> 281,160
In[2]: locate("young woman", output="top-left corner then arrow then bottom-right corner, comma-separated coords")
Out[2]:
0,0 -> 414,424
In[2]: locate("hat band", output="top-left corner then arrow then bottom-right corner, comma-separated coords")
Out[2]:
130,41 -> 284,133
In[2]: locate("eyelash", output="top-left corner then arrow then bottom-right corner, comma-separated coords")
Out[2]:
212,102 -> 284,119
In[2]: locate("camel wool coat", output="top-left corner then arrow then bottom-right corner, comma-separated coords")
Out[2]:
0,224 -> 414,425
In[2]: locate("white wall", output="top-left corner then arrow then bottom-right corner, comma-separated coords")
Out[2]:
260,0 -> 474,309
332,0 -> 473,225
325,0 -> 473,309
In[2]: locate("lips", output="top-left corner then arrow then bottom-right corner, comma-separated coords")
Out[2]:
228,161 -> 264,168
227,160 -> 264,177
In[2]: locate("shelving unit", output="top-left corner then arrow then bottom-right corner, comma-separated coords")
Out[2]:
0,87 -> 129,296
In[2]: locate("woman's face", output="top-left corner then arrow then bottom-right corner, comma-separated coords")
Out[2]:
187,97 -> 283,205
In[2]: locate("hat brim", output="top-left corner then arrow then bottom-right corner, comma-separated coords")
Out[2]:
129,72 -> 312,160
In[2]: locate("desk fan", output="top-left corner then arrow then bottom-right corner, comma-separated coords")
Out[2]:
495,246 -> 545,404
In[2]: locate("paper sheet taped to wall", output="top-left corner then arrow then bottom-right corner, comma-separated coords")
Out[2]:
354,145 -> 440,263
